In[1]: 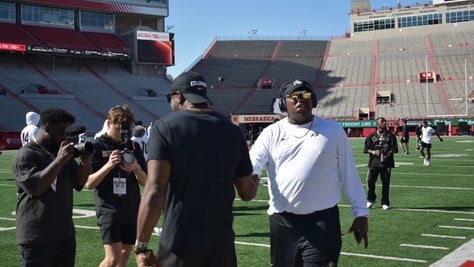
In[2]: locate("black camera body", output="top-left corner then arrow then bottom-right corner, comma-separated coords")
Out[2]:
65,125 -> 95,157
119,121 -> 135,164
121,149 -> 135,164
375,143 -> 389,162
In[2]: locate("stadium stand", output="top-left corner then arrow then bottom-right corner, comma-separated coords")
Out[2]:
0,22 -> 41,46
82,31 -> 130,55
0,0 -> 473,137
23,25 -> 99,51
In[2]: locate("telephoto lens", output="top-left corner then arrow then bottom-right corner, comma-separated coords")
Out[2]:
73,142 -> 94,157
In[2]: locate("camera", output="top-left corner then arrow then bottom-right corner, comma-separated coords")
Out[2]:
119,121 -> 135,164
73,142 -> 95,157
65,125 -> 95,157
375,143 -> 389,162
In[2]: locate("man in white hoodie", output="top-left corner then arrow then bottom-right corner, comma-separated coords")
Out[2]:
20,111 -> 40,146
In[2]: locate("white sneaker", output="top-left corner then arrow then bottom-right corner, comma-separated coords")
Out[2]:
382,205 -> 391,210
154,227 -> 162,236
367,202 -> 375,209
423,158 -> 428,166
425,159 -> 430,166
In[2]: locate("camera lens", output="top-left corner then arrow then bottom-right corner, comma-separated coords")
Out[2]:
74,142 -> 94,157
122,151 -> 135,164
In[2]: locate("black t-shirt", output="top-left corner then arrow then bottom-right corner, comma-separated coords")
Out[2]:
91,134 -> 146,224
14,142 -> 81,244
148,110 -> 253,251
364,131 -> 398,168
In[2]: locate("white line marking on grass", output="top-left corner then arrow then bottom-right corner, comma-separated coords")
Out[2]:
75,225 -> 99,230
235,241 -> 270,248
433,154 -> 469,158
392,184 -> 474,190
235,241 -> 428,263
439,225 -> 474,230
0,183 -> 16,187
400,244 -> 449,250
455,218 -> 474,222
72,208 -> 95,219
0,227 -> 16,231
340,252 -> 427,263
0,216 -> 15,221
422,234 -> 466,239
338,205 -> 474,215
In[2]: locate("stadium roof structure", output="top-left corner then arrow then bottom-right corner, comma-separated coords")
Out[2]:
22,0 -> 168,16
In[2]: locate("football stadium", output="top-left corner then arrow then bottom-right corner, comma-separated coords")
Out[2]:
0,0 -> 474,266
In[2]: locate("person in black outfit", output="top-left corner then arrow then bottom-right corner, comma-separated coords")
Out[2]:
399,118 -> 410,154
364,117 -> 398,210
135,71 -> 259,267
415,121 -> 423,151
13,108 -> 91,267
86,104 -> 147,267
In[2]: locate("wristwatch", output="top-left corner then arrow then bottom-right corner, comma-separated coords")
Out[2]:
135,240 -> 148,254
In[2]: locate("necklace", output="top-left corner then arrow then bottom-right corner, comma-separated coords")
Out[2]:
35,140 -> 55,159
291,117 -> 314,138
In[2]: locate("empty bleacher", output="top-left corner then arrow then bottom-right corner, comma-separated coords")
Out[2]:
1,25 -> 474,132
0,22 -> 41,46
0,52 -> 170,132
207,40 -> 279,58
23,25 -> 99,51
83,31 -> 130,54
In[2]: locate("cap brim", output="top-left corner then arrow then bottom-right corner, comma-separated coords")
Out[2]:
182,93 -> 213,105
284,84 -> 312,96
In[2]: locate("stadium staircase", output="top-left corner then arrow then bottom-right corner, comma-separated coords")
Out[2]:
425,35 -> 455,115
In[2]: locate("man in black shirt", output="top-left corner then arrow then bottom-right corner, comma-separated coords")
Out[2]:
13,108 -> 91,267
135,72 -> 259,267
364,117 -> 398,210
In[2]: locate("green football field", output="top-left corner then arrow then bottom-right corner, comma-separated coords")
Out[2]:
0,136 -> 473,266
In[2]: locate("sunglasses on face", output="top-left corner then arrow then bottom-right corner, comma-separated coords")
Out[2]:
286,91 -> 312,102
166,92 -> 179,103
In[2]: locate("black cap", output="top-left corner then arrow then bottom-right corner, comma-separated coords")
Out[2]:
170,71 -> 213,105
281,80 -> 312,98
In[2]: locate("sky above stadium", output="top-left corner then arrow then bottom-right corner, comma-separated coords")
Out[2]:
165,0 -> 427,78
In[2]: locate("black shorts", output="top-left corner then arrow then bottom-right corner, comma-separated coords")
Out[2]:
420,141 -> 432,148
100,221 -> 136,245
157,241 -> 237,267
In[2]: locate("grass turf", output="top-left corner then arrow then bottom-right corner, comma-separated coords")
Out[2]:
0,136 -> 473,266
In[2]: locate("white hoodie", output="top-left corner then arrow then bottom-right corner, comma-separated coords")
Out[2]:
20,111 -> 40,146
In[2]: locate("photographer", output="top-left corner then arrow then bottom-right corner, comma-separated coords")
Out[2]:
364,117 -> 398,211
13,108 -> 91,266
86,104 -> 147,267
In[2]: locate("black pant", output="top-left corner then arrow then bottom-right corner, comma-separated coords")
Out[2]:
366,167 -> 391,206
19,235 -> 76,267
157,241 -> 237,267
270,206 -> 342,267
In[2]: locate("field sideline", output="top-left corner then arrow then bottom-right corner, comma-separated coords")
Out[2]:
0,136 -> 473,266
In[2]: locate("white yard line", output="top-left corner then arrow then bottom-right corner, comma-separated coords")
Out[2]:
400,244 -> 449,250
439,225 -> 474,230
422,233 -> 466,239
